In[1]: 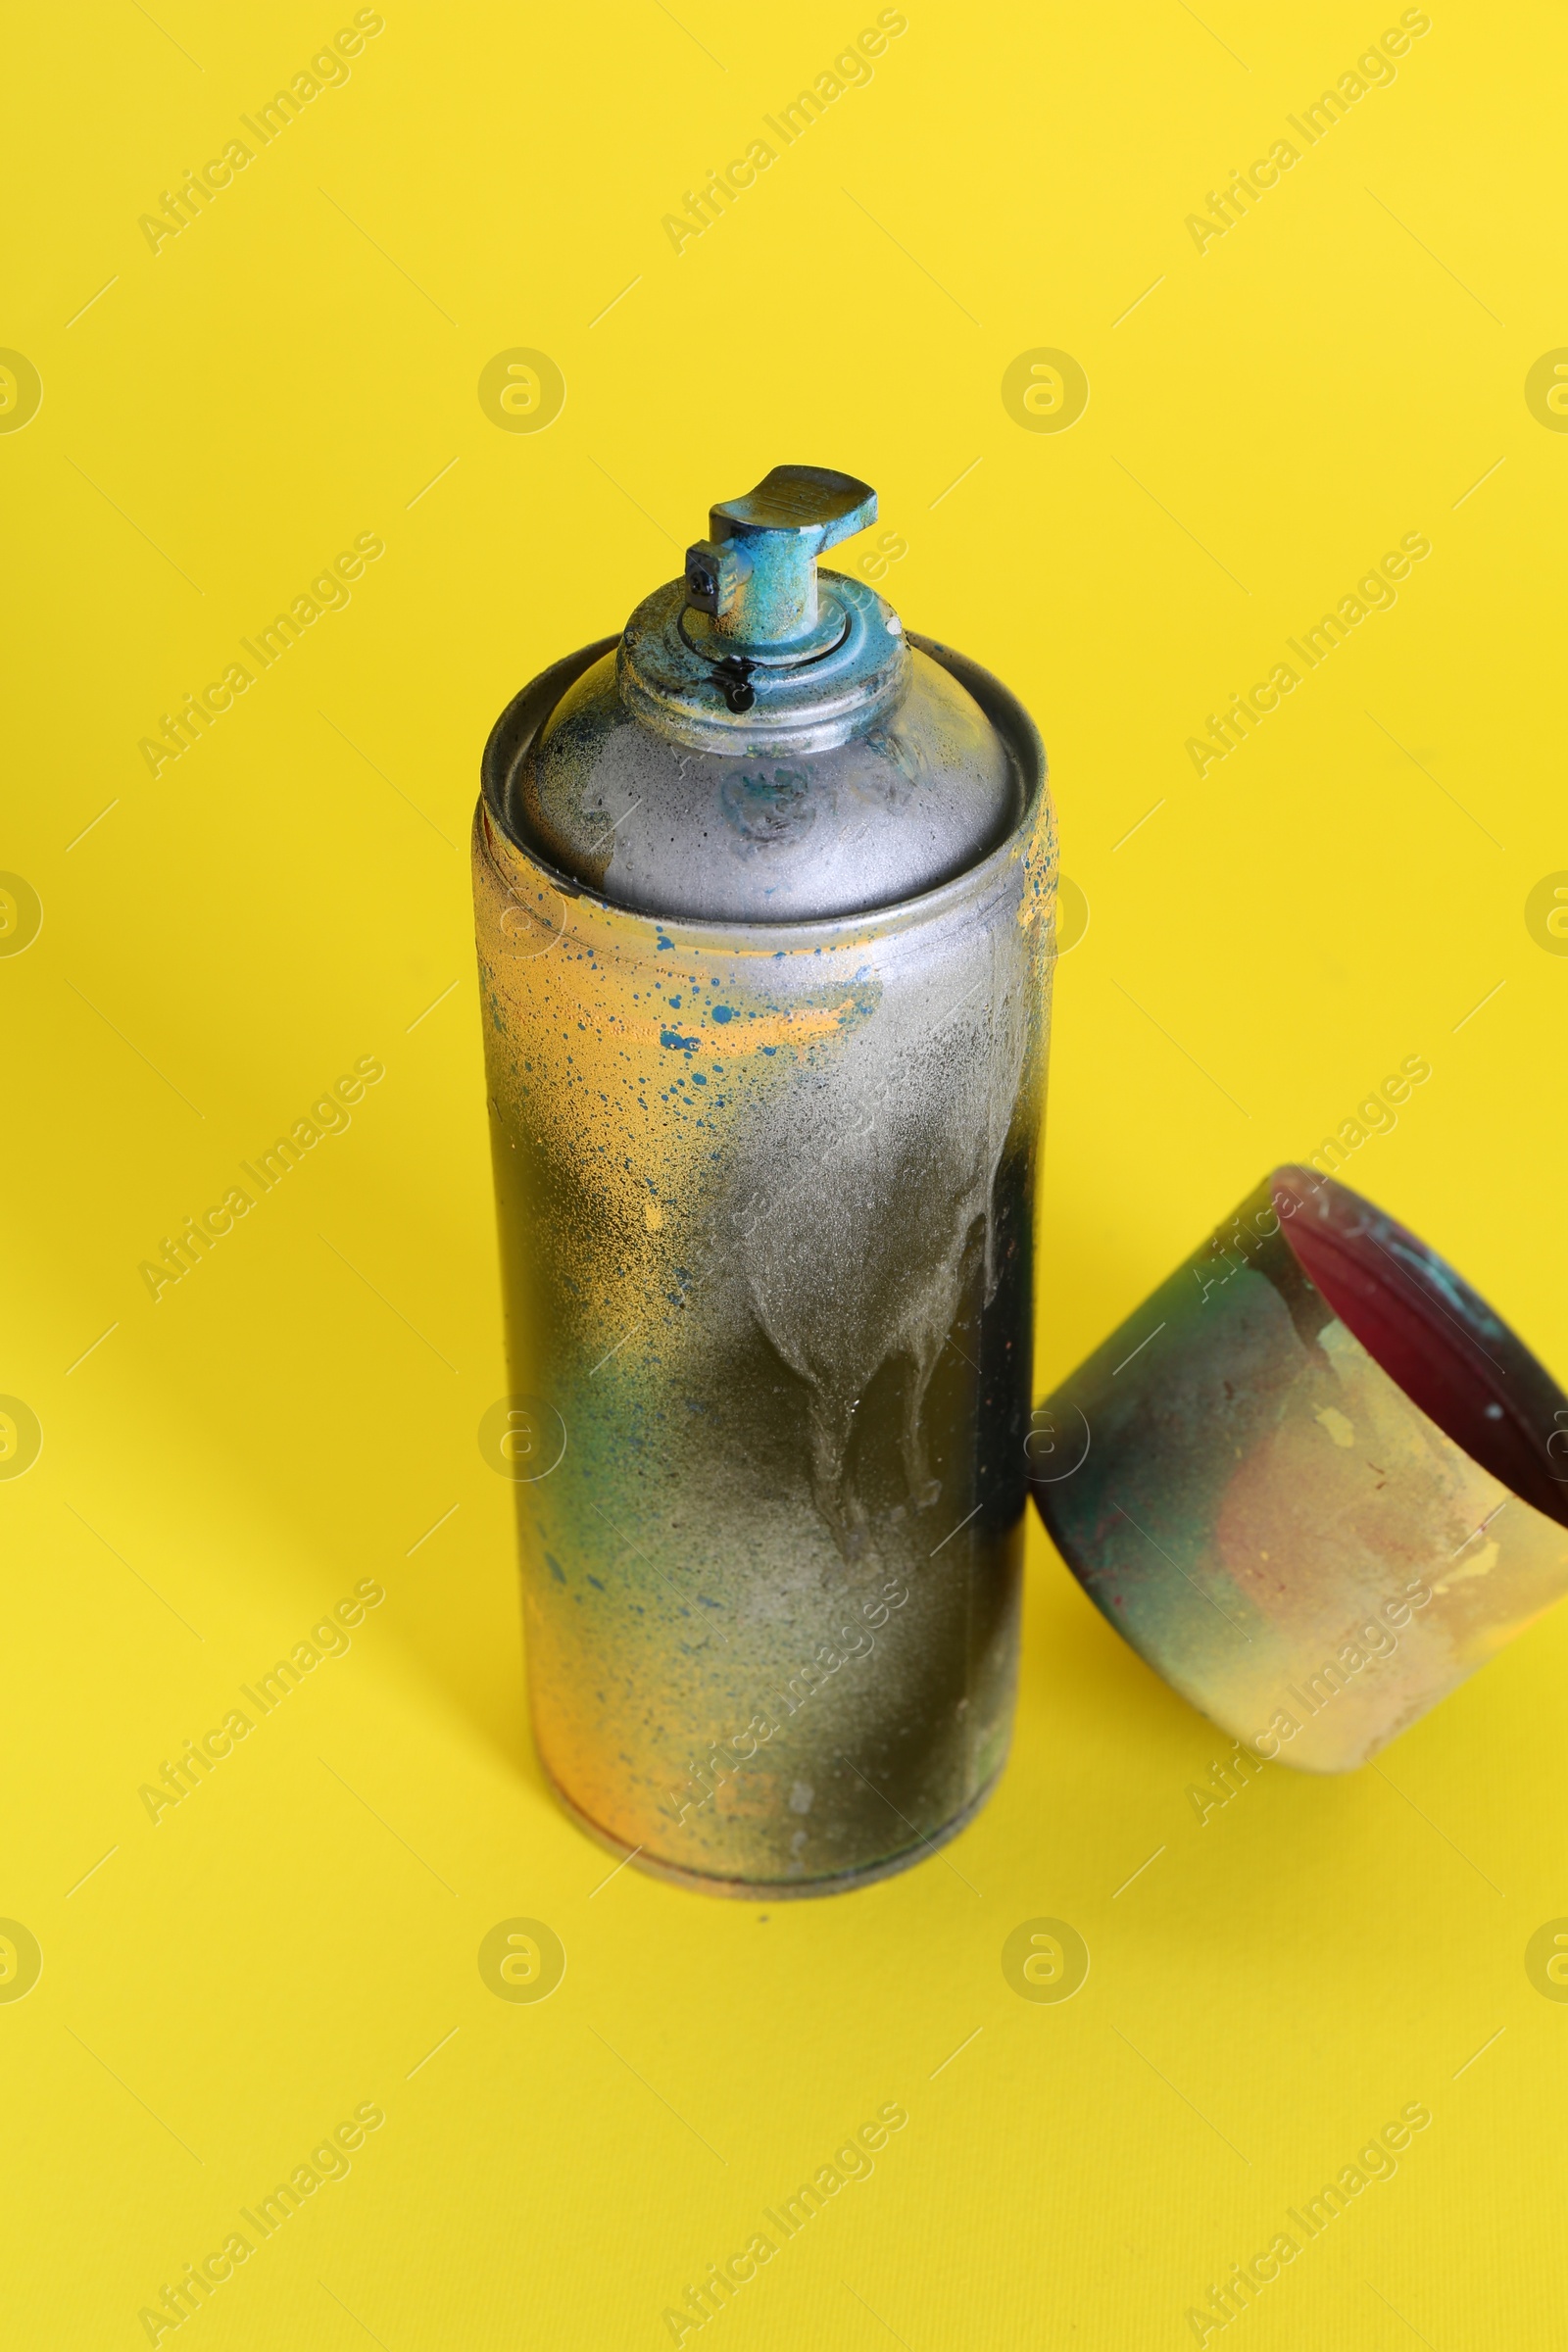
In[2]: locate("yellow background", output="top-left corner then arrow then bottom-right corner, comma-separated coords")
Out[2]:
6,2 -> 1566,2343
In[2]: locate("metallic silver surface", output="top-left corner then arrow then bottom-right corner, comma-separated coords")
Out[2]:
515,617 -> 1021,924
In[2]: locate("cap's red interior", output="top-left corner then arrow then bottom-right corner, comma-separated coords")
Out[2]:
1273,1164 -> 1568,1529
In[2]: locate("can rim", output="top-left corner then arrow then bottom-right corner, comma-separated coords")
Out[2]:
477,632 -> 1053,951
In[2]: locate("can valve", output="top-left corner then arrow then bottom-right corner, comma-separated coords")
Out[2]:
684,464 -> 876,658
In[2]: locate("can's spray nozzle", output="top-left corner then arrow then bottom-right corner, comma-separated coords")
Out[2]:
684,466 -> 876,660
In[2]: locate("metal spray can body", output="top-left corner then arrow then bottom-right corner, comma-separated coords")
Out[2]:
472,470 -> 1055,1893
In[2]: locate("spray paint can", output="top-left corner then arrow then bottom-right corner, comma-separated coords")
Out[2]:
472,466 -> 1055,1893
